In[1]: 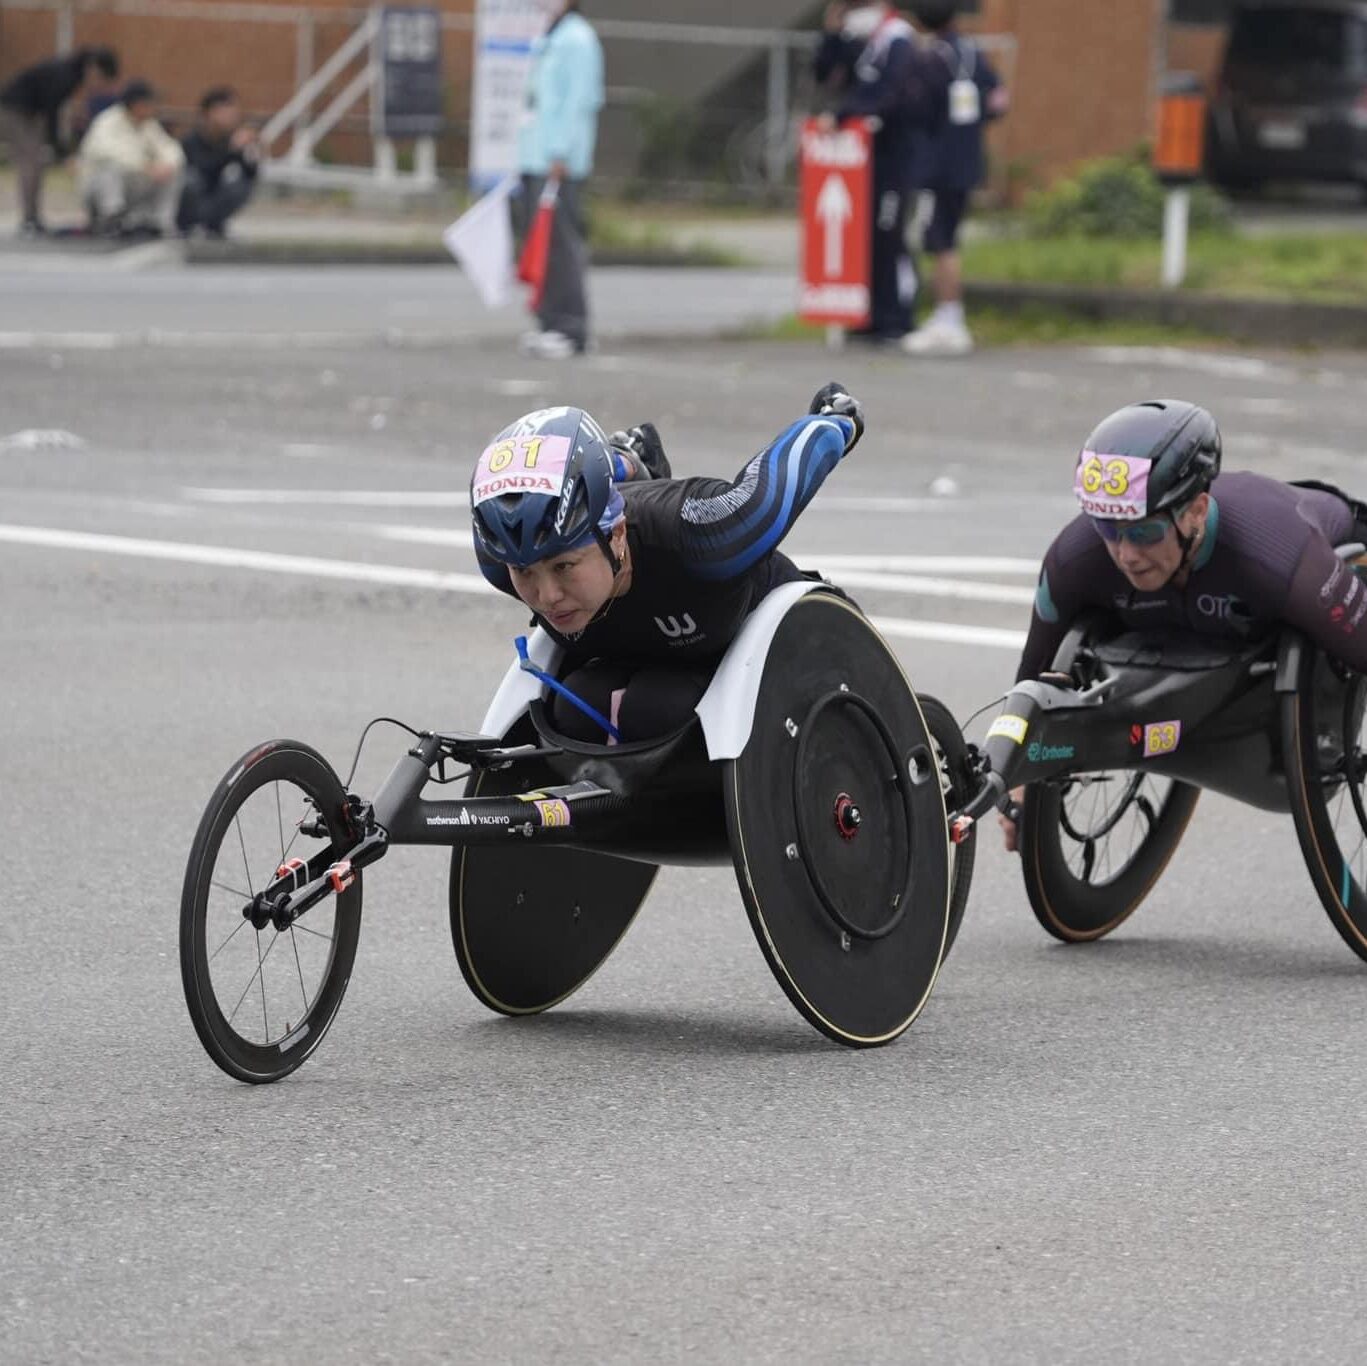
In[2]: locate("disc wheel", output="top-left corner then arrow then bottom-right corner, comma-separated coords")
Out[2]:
725,592 -> 949,1048
1022,771 -> 1199,943
180,740 -> 362,1083
1283,644 -> 1367,961
451,740 -> 656,1016
917,693 -> 976,961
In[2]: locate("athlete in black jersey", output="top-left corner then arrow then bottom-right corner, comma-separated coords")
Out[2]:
1001,398 -> 1367,850
470,384 -> 864,742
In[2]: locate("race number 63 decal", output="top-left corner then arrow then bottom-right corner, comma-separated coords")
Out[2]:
1080,454 -> 1131,497
1143,720 -> 1182,757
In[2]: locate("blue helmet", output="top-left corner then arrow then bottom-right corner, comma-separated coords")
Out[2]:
470,406 -> 624,569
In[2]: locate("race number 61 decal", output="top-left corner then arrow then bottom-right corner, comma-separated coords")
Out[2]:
485,435 -> 548,472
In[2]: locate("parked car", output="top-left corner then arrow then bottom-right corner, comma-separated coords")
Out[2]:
1206,0 -> 1367,194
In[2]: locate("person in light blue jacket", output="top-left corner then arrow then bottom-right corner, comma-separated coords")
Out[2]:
514,1 -> 604,359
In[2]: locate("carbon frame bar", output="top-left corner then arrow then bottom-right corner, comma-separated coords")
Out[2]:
372,731 -> 614,847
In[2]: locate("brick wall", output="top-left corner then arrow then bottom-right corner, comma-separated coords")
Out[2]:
963,0 -> 1167,194
0,0 -> 476,162
0,1 -> 1216,191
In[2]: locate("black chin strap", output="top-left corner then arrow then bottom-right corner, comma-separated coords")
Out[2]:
1157,510 -> 1197,591
591,523 -> 621,576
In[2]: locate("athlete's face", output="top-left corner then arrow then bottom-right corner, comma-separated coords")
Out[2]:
509,522 -> 626,635
1099,494 -> 1209,590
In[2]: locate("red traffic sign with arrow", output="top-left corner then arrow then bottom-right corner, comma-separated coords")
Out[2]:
799,118 -> 871,328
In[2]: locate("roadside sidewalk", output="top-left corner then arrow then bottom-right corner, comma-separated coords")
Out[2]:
0,167 -> 799,268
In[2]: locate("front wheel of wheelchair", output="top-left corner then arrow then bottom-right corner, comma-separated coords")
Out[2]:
1022,772 -> 1199,943
180,740 -> 362,1083
1282,645 -> 1367,962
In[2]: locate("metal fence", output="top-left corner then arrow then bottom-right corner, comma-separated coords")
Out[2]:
1,0 -> 1016,200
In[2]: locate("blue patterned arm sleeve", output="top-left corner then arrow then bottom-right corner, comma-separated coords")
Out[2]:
677,416 -> 854,580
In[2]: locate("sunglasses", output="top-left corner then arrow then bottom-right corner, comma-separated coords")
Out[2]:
1091,514 -> 1172,548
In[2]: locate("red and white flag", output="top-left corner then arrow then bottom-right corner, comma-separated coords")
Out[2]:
516,180 -> 559,313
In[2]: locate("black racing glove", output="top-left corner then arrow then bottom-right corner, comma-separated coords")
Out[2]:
808,381 -> 864,452
607,422 -> 672,480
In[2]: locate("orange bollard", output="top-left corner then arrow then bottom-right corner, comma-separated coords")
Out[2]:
1154,73 -> 1207,183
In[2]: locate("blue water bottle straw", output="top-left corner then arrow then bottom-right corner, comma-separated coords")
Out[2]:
514,636 -> 622,742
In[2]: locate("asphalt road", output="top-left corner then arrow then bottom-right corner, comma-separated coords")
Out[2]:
5,267 -> 1367,1363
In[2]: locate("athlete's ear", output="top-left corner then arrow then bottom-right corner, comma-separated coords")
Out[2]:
1186,492 -> 1211,530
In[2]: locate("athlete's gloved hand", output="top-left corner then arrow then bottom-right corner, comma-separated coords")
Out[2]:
608,422 -> 672,480
808,382 -> 864,452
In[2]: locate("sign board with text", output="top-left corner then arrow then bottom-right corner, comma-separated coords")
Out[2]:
799,119 -> 871,328
379,6 -> 443,138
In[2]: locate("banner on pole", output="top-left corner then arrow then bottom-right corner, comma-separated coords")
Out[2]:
798,119 -> 872,328
469,0 -> 545,190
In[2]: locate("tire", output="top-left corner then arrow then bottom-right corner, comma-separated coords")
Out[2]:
1282,644 -> 1367,962
916,693 -> 976,960
180,739 -> 362,1083
1022,772 -> 1199,943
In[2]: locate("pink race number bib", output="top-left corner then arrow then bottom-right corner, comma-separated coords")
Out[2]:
1074,451 -> 1152,520
471,433 -> 572,506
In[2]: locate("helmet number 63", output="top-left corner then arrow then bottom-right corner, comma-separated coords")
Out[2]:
486,436 -> 547,473
1080,455 -> 1131,497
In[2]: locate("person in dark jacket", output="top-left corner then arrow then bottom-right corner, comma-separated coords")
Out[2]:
176,87 -> 259,238
814,2 -> 948,343
902,0 -> 1008,357
0,47 -> 120,235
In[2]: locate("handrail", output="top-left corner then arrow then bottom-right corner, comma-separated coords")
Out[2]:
258,8 -> 378,151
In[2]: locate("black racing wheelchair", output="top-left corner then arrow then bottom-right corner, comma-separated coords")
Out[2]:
952,542 -> 1367,959
180,584 -> 979,1082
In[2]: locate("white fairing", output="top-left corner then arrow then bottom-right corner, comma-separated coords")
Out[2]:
480,627 -> 563,739
477,580 -> 823,756
694,580 -> 824,760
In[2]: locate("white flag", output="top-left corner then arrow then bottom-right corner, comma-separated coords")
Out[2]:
442,175 -> 517,310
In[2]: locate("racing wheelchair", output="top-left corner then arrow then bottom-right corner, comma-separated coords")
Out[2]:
952,543 -> 1367,958
180,583 -> 979,1083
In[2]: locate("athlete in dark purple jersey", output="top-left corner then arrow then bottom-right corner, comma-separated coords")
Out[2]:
1002,398 -> 1367,850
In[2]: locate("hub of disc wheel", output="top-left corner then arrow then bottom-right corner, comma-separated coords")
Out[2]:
833,792 -> 862,841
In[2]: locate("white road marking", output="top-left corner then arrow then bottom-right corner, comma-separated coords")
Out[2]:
183,487 -> 473,507
801,553 -> 1040,576
365,527 -> 1036,601
0,523 -> 1025,651
0,524 -> 489,593
369,525 -> 1043,578
1085,345 -> 1295,383
185,487 -> 1064,516
872,616 -> 1025,650
0,429 -> 86,452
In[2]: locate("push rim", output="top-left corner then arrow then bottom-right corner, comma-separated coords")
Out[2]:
791,688 -> 918,942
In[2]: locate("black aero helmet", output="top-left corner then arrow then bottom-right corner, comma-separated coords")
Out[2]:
470,406 -> 624,569
1074,399 -> 1221,522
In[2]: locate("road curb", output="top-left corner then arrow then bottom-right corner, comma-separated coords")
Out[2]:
964,280 -> 1367,348
182,240 -> 740,269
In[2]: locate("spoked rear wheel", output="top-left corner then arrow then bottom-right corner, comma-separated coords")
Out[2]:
180,740 -> 362,1083
1022,771 -> 1199,942
1283,646 -> 1367,961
